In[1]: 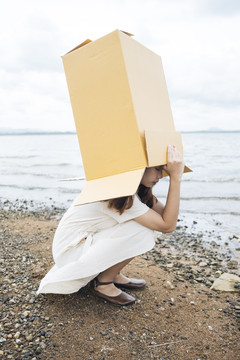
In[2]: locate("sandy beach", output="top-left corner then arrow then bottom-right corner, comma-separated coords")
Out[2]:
0,200 -> 239,360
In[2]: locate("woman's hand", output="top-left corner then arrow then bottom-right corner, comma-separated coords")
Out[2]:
163,145 -> 184,182
134,144 -> 184,233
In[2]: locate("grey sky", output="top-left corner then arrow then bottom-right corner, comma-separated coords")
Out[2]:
0,0 -> 239,132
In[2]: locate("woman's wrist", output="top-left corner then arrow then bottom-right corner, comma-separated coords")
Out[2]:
169,175 -> 182,183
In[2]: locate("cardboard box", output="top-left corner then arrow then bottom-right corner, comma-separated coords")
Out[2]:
62,30 -> 191,205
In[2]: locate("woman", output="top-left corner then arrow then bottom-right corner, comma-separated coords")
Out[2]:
37,145 -> 184,306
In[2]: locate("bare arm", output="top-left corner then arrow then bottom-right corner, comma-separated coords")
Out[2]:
151,197 -> 164,216
135,145 -> 184,233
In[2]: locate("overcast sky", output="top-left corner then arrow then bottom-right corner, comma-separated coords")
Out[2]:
1,0 -> 240,132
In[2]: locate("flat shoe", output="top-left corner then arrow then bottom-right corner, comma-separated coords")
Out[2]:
90,277 -> 135,306
91,287 -> 135,306
114,278 -> 146,289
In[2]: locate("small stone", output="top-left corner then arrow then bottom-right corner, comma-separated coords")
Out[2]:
40,342 -> 46,350
14,332 -> 20,339
89,337 -> 94,341
208,326 -> 213,331
227,260 -> 238,268
164,280 -> 174,290
35,347 -> 42,355
199,261 -> 208,267
22,310 -> 30,317
190,301 -> 195,305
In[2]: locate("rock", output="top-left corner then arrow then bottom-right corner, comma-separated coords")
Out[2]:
227,260 -> 238,269
211,273 -> 240,292
39,341 -> 46,350
14,331 -> 20,339
199,261 -> 208,267
163,280 -> 174,290
22,310 -> 30,317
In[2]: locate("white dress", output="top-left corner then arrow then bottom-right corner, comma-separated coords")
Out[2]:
37,195 -> 155,294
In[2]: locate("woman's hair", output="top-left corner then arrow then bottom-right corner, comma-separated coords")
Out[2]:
108,184 -> 154,214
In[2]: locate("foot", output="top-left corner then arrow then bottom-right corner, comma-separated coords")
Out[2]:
95,283 -> 121,297
95,275 -> 122,296
114,273 -> 146,289
113,272 -> 131,285
90,277 -> 135,306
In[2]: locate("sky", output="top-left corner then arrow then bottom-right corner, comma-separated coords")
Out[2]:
0,0 -> 240,132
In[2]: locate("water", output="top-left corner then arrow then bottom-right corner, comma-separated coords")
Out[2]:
0,132 -> 240,256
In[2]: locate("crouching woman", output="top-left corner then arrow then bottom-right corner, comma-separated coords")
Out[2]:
37,145 -> 184,306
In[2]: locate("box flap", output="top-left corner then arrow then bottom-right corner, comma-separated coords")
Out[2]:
145,130 -> 183,166
74,168 -> 145,205
64,30 -> 131,56
64,39 -> 92,55
120,30 -> 134,37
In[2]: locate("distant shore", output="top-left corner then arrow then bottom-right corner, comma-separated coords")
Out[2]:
1,129 -> 240,136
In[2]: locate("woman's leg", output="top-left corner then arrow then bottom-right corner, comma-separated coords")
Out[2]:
96,257 -> 134,296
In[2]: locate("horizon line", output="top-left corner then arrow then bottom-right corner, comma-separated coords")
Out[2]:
0,129 -> 240,135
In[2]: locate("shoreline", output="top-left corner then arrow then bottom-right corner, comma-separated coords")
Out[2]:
1,198 -> 239,261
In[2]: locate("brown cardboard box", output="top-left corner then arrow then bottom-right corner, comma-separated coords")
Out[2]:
62,30 -> 190,204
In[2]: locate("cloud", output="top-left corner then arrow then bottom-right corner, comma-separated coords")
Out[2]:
200,0 -> 240,16
0,0 -> 240,131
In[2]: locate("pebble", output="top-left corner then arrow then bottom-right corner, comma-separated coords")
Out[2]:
199,261 -> 208,267
164,280 -> 175,290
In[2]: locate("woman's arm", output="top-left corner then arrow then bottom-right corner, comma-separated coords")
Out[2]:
135,145 -> 184,233
151,197 -> 164,216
